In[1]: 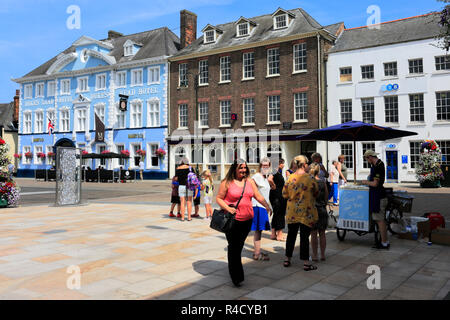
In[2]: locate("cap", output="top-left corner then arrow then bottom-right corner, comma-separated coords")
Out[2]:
364,150 -> 379,158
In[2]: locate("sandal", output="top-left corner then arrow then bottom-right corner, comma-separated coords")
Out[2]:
303,264 -> 318,271
253,253 -> 270,261
283,260 -> 291,267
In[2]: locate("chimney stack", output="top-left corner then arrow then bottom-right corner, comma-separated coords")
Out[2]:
180,10 -> 197,49
13,89 -> 19,123
108,30 -> 124,40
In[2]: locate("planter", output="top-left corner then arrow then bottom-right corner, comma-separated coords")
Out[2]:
420,180 -> 441,188
0,197 -> 7,208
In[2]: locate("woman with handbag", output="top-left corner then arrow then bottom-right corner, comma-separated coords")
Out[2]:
216,159 -> 272,287
282,155 -> 319,271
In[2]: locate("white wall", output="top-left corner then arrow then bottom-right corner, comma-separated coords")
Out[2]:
327,38 -> 450,182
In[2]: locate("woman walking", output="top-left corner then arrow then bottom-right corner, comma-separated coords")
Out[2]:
175,157 -> 193,221
309,163 -> 329,262
216,159 -> 272,287
282,155 -> 319,271
251,157 -> 273,261
270,158 -> 287,241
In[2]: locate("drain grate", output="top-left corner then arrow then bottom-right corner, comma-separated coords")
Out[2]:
43,229 -> 67,234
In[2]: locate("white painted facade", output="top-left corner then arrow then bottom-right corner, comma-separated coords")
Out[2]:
327,38 -> 450,182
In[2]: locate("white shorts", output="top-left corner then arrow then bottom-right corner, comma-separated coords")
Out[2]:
203,195 -> 212,204
178,185 -> 193,198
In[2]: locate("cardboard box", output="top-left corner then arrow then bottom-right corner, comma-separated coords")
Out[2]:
397,220 -> 430,241
430,228 -> 450,246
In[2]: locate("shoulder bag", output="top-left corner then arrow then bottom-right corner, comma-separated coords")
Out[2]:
210,180 -> 247,233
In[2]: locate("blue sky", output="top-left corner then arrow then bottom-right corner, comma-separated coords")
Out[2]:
0,0 -> 445,101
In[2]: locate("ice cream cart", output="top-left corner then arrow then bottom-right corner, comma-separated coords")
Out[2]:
335,184 -> 381,245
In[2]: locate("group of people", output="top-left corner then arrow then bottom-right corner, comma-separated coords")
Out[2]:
169,149 -> 389,287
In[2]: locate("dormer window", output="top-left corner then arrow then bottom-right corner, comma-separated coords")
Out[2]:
204,30 -> 216,43
272,8 -> 295,30
124,44 -> 133,56
237,23 -> 249,37
275,14 -> 287,29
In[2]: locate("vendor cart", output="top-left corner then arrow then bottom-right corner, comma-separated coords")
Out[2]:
335,185 -> 414,244
335,185 -> 382,245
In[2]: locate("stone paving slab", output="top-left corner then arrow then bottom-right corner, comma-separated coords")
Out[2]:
0,201 -> 449,300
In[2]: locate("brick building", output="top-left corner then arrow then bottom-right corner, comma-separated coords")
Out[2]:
168,8 -> 343,179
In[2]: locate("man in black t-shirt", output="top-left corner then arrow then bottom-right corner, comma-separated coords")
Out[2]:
362,150 -> 389,249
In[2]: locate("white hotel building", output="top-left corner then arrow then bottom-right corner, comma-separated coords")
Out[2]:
326,13 -> 450,183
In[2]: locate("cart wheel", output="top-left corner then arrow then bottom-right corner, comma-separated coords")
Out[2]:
387,208 -> 403,235
336,228 -> 346,241
374,223 -> 381,246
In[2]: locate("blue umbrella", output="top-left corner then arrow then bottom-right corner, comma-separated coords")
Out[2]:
297,121 -> 418,180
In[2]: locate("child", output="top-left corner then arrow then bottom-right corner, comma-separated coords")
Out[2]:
170,176 -> 181,218
201,170 -> 214,219
192,180 -> 201,218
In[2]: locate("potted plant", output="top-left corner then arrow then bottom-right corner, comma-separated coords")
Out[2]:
37,152 -> 46,159
25,152 -> 33,159
121,150 -> 130,157
101,150 -> 111,154
81,150 -> 89,156
47,152 -> 55,158
13,153 -> 22,159
136,149 -> 146,158
415,140 -> 444,188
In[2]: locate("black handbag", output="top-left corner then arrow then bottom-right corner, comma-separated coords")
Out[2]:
210,180 -> 246,233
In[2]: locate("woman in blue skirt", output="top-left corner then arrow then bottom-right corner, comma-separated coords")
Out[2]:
251,157 -> 273,261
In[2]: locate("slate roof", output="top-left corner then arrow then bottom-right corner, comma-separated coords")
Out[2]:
171,8 -> 340,59
0,103 -> 17,132
21,27 -> 180,78
329,12 -> 442,53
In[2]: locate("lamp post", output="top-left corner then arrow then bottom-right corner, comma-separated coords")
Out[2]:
192,72 -> 200,174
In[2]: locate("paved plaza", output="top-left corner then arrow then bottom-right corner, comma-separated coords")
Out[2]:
0,179 -> 449,300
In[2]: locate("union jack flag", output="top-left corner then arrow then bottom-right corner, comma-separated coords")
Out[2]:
48,118 -> 55,135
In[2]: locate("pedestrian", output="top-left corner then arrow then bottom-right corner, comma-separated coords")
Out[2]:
251,157 -> 273,261
216,159 -> 272,287
361,150 -> 390,249
282,155 -> 319,270
201,170 -> 214,219
139,159 -> 144,181
169,175 -> 181,218
286,159 -> 297,179
269,158 -> 287,242
7,162 -> 15,180
328,160 -> 339,205
309,163 -> 329,262
337,154 -> 348,187
311,153 -> 329,182
176,157 -> 193,221
193,179 -> 201,218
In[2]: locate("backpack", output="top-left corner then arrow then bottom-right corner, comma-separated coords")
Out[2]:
187,167 -> 200,191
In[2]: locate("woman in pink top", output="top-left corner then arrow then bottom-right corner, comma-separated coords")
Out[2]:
216,159 -> 272,287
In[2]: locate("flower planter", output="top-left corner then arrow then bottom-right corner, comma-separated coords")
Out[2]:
0,197 -> 7,208
420,180 -> 441,188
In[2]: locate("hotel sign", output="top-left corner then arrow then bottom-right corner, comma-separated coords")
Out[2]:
128,134 -> 143,139
33,138 -> 44,142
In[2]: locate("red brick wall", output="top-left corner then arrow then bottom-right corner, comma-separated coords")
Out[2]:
169,36 -> 329,137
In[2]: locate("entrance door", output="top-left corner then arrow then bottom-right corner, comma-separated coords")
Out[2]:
301,141 -> 317,164
386,151 -> 398,180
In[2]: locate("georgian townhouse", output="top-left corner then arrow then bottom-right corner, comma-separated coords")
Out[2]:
326,12 -> 450,182
13,27 -> 180,179
168,8 -> 344,179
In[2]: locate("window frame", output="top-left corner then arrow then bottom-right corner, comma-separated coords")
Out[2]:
59,108 -> 70,132
179,63 -> 188,87
115,103 -> 126,129
409,93 -> 425,123
361,98 -> 375,123
130,100 -> 143,128
47,81 -> 56,97
383,61 -> 398,77
24,84 -> 33,99
94,103 -> 106,124
220,56 -> 231,82
267,47 -> 280,76
220,100 -> 231,126
198,102 -> 209,128
147,99 -> 160,128
23,111 -> 32,134
361,64 -> 374,80
408,58 -> 424,75
116,71 -> 127,88
340,99 -> 352,123
130,68 -> 143,87
274,14 -> 288,30
77,76 -> 89,93
147,142 -> 160,169
95,73 -> 107,91
436,91 -> 450,121
75,107 -> 88,132
23,146 -> 31,165
148,66 -> 160,85
294,92 -> 308,122
293,43 -> 307,73
242,51 -> 255,80
340,143 -> 354,169
178,104 -> 188,129
60,79 -> 71,95
35,83 -> 45,98
243,98 -> 255,125
267,95 -> 281,124
339,67 -> 352,82
237,23 -> 249,37
198,59 -> 209,85
204,30 -> 216,44
34,110 -> 44,133
435,56 -> 450,71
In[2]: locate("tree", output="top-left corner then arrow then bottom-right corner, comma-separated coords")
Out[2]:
437,0 -> 450,52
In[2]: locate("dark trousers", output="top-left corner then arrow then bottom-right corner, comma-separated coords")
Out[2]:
285,222 -> 312,261
225,219 -> 253,284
